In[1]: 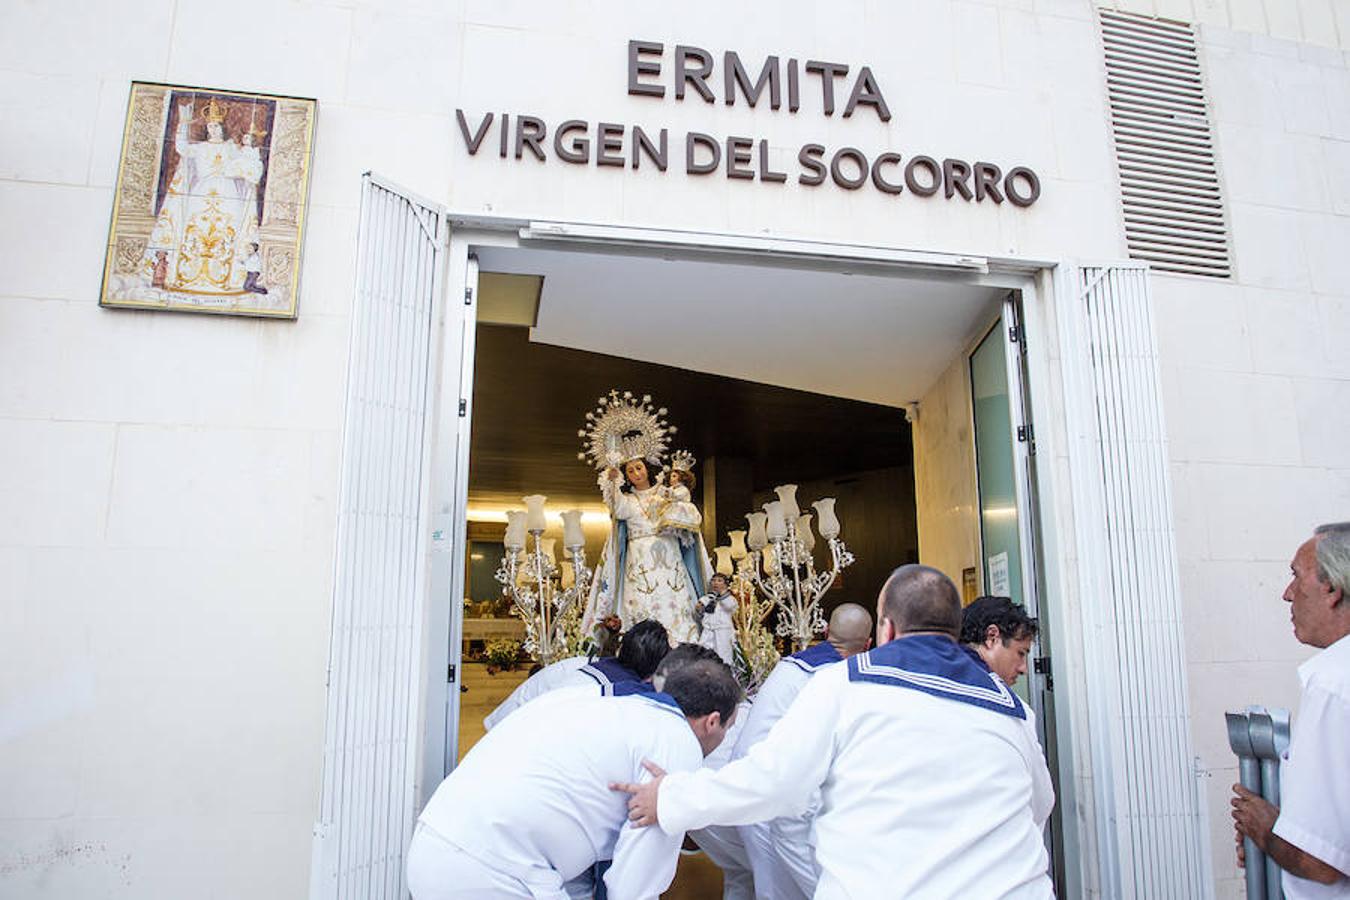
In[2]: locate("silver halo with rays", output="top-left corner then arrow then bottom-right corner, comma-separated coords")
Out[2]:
577,389 -> 676,470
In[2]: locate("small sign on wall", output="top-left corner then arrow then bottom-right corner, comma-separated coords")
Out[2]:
99,82 -> 316,318
987,551 -> 1011,597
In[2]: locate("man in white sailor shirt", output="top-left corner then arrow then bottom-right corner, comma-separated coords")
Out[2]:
637,642 -> 758,900
614,565 -> 1055,900
484,619 -> 670,730
1232,522 -> 1350,897
734,602 -> 874,900
408,655 -> 741,900
961,595 -> 1056,830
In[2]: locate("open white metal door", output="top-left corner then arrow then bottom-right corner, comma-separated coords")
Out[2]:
310,174 -> 454,900
1054,262 -> 1209,898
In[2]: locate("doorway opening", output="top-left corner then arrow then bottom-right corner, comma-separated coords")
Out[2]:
436,232 -> 1057,893
458,321 -> 922,758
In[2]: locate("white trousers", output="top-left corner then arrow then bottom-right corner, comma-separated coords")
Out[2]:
739,816 -> 818,900
407,825 -> 567,900
690,825 -> 755,900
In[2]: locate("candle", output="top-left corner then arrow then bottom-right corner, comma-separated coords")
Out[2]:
714,546 -> 734,576
727,529 -> 749,560
774,484 -> 801,520
764,501 -> 788,542
813,498 -> 841,539
797,513 -> 816,553
523,494 -> 548,532
504,510 -> 527,551
746,512 -> 768,551
560,509 -> 585,550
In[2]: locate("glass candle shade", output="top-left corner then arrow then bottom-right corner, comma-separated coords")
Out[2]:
797,513 -> 816,554
714,546 -> 735,576
764,501 -> 788,542
523,494 -> 548,532
746,512 -> 769,550
774,484 -> 801,520
560,509 -> 585,550
813,498 -> 841,539
727,529 -> 749,560
504,510 -> 527,551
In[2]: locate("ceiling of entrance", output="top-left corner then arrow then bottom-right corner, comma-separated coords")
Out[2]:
468,324 -> 913,511
474,246 -> 1005,408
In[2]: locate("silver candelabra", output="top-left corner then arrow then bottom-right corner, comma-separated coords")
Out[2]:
737,485 -> 854,652
493,496 -> 592,665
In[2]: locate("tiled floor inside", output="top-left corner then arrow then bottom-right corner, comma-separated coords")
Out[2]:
457,662 -> 726,898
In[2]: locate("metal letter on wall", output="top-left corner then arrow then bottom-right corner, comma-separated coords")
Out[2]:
311,174 -> 446,900
1056,263 -> 1208,898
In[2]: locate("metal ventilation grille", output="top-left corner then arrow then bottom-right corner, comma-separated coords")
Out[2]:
1100,9 -> 1231,277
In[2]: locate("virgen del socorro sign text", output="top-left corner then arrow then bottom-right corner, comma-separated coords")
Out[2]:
455,40 -> 1041,206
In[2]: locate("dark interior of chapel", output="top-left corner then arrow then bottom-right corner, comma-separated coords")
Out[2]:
468,322 -> 920,611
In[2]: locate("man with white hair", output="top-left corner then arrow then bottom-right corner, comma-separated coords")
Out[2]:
1232,522 -> 1350,897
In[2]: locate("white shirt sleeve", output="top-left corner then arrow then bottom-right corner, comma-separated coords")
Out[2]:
605,735 -> 703,899
658,668 -> 840,834
1273,682 -> 1350,879
732,662 -> 806,759
483,658 -> 585,731
484,675 -> 538,731
1022,704 -> 1056,828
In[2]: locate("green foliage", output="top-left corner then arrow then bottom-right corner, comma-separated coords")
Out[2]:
484,638 -> 522,669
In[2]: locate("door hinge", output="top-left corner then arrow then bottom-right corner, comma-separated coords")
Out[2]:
458,399 -> 467,417
1034,656 -> 1053,691
1018,424 -> 1037,456
464,285 -> 474,306
1008,325 -> 1021,343
447,664 -> 457,683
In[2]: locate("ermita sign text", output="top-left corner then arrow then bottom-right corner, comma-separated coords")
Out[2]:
454,40 -> 1041,207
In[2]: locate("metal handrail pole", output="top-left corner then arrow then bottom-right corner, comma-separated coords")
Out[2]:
1226,711 -> 1267,900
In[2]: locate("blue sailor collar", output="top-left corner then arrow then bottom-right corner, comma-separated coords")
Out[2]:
637,691 -> 683,716
580,657 -> 644,696
848,634 -> 1026,720
784,640 -> 843,673
612,679 -> 655,697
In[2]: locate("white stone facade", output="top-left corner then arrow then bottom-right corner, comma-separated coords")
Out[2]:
2,1 -> 1347,897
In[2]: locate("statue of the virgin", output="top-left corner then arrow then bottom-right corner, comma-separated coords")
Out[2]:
577,391 -> 710,643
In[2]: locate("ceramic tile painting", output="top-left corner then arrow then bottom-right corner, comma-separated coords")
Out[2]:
100,83 -> 316,317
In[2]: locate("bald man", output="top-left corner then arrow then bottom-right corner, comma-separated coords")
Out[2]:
734,602 -> 873,899
615,566 -> 1055,899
